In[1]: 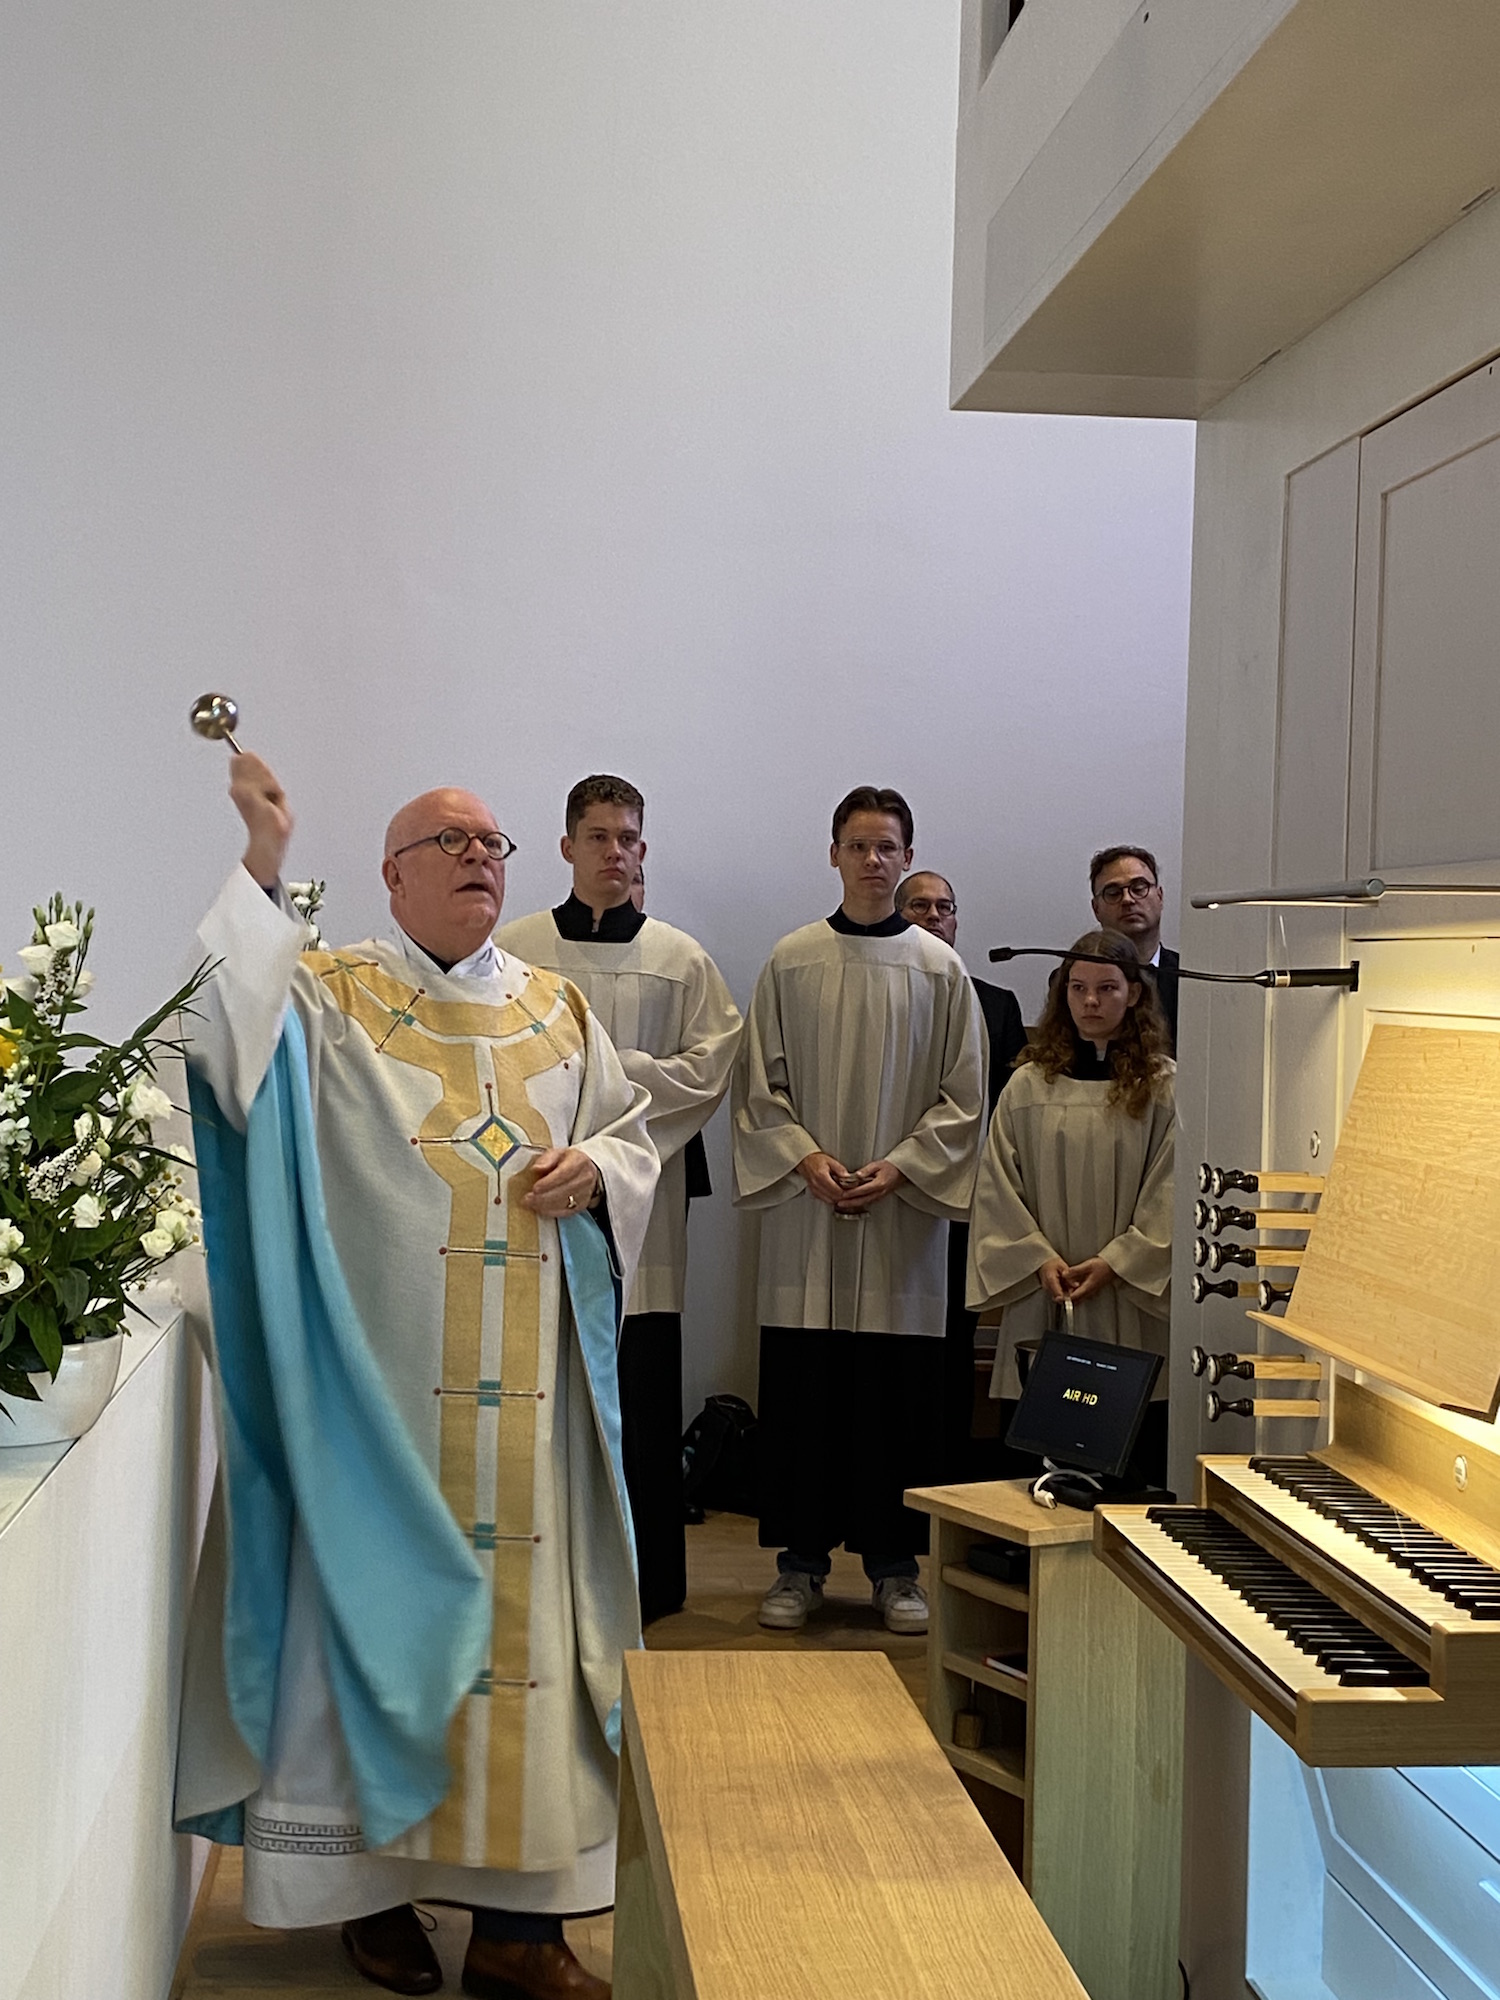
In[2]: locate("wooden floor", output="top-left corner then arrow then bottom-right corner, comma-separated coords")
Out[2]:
172,1513 -> 928,1997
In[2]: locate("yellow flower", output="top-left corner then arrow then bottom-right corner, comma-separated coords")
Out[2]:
0,1027 -> 16,1073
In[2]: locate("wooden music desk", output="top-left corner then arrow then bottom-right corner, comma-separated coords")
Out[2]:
612,1648 -> 1087,2000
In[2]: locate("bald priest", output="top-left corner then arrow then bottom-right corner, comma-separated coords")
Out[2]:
174,755 -> 658,2000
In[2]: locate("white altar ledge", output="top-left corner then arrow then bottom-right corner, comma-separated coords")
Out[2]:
0,1283 -> 216,2000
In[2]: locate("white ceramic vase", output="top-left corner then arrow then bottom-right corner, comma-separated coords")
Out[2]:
0,1333 -> 124,1447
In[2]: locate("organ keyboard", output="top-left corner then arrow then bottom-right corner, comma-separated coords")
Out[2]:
1096,1384 -> 1500,1764
1099,1028 -> 1500,1766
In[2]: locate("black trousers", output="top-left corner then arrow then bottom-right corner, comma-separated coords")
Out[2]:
618,1311 -> 687,1626
756,1326 -> 942,1563
942,1221 -> 979,1482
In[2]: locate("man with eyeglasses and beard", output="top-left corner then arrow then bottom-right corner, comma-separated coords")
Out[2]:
176,757 -> 658,2000
895,870 -> 1028,1479
732,787 -> 984,1636
1089,845 -> 1179,1050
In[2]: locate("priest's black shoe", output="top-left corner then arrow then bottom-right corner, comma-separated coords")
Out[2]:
460,1938 -> 609,2000
341,1904 -> 444,1995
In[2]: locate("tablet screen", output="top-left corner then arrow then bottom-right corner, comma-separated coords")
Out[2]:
1004,1332 -> 1161,1477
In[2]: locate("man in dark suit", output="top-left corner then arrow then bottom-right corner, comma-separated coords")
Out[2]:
896,872 -> 1026,1112
1088,844 -> 1178,1050
896,871 -> 1028,1478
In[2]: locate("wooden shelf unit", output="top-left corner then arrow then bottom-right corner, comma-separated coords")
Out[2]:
945,1738 -> 1029,1797
908,1479 -> 1184,2000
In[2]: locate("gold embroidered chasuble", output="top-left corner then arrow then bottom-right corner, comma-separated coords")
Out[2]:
180,866 -> 657,1913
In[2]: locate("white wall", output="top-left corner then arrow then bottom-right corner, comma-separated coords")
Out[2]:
0,1 -> 1193,1417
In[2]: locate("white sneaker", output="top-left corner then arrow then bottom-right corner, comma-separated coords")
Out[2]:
873,1576 -> 928,1634
758,1570 -> 824,1630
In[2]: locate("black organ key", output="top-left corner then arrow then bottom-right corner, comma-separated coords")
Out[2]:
1147,1508 -> 1430,1688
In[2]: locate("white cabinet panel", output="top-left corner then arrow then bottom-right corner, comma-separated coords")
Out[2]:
1317,1769 -> 1500,1997
1349,358 -> 1500,875
1321,1881 -> 1446,2000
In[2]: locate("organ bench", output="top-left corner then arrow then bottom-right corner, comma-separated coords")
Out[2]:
611,1649 -> 1088,2000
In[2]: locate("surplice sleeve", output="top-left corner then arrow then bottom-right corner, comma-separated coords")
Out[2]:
885,959 -> 986,1220
189,864 -> 314,1127
570,1005 -> 660,1295
1097,1076 -> 1175,1314
730,953 -> 819,1211
965,1070 -> 1061,1311
614,946 -> 742,1168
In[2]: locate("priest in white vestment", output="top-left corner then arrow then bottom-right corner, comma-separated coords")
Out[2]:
732,786 -> 984,1637
967,929 -> 1174,1483
175,755 -> 657,2000
497,774 -> 740,1624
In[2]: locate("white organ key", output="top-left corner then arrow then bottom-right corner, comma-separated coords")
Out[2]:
1114,1516 -> 1345,1696
1208,1462 -> 1482,1633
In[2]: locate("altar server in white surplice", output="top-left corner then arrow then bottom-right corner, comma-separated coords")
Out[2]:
732,786 -> 984,1640
498,773 -> 741,1626
176,755 -> 657,2000
967,928 -> 1174,1482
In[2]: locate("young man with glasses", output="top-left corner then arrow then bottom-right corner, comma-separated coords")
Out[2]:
178,759 -> 659,2000
1089,844 -> 1178,1049
732,787 -> 985,1634
498,775 -> 741,1627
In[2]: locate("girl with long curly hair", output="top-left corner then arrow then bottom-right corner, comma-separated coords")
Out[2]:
966,929 -> 1174,1436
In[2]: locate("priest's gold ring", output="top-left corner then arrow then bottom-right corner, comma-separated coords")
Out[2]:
566,1192 -> 576,1208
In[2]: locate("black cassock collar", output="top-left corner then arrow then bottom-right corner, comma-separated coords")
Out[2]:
1067,1030 -> 1115,1081
552,892 -> 647,943
826,907 -> 910,938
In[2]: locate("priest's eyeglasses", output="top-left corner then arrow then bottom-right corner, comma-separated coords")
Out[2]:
903,897 -> 956,917
392,828 -> 518,863
1096,876 -> 1157,904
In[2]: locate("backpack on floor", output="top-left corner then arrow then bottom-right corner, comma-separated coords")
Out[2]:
681,1393 -> 759,1516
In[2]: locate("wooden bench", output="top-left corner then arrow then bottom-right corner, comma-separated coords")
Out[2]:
612,1649 -> 1089,2000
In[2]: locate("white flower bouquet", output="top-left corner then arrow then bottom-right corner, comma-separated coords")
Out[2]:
0,895 -> 208,1415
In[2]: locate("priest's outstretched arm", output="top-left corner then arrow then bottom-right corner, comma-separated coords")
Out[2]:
190,753 -> 310,1126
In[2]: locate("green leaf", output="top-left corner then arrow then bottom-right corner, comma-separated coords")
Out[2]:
2,987 -> 37,1032
48,1072 -> 100,1111
52,1265 -> 89,1326
20,1298 -> 62,1376
0,1364 -> 42,1409
26,1107 -> 60,1149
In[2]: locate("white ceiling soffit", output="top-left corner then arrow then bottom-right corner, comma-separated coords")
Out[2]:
961,0 -> 1500,419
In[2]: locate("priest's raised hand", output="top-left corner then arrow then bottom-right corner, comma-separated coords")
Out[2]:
229,751 -> 294,888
